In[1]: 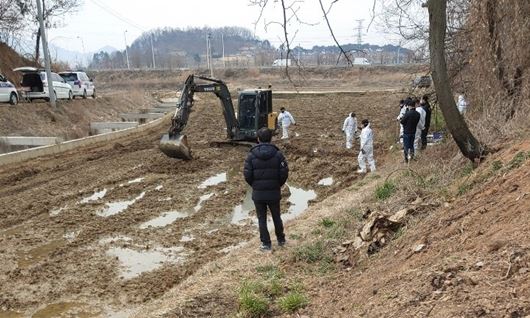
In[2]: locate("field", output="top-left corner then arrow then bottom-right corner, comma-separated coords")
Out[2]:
0,72 -> 404,317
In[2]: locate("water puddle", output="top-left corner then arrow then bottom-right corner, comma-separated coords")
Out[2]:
158,196 -> 172,202
198,172 -> 227,189
97,192 -> 146,217
49,205 -> 68,216
283,185 -> 317,222
107,246 -> 186,279
63,231 -> 79,242
139,211 -> 188,229
80,189 -> 108,204
127,177 -> 144,184
155,185 -> 163,191
194,193 -> 214,212
180,233 -> 195,242
231,189 -> 254,224
31,302 -> 97,318
318,177 -> 334,186
17,239 -> 66,268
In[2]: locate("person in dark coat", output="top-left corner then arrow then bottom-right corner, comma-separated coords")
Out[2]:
400,99 -> 421,163
420,95 -> 432,150
244,127 -> 289,251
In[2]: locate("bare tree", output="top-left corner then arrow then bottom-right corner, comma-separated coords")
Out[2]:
426,0 -> 485,161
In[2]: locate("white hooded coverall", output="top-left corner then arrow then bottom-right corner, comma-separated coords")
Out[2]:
457,95 -> 468,114
397,106 -> 407,141
358,124 -> 376,172
414,107 -> 426,152
278,111 -> 295,139
342,114 -> 357,149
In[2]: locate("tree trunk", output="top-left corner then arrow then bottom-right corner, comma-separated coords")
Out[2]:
427,0 -> 485,162
35,27 -> 41,62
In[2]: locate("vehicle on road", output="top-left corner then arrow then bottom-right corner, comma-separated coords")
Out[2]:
272,59 -> 291,67
412,75 -> 432,89
353,57 -> 371,65
0,74 -> 18,105
14,67 -> 73,102
160,75 -> 278,160
59,71 -> 96,99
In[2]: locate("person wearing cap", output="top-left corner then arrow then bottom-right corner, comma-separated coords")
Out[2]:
357,119 -> 376,173
342,112 -> 357,149
400,99 -> 420,163
277,107 -> 296,139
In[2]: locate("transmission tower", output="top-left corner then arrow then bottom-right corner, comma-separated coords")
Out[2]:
354,19 -> 364,46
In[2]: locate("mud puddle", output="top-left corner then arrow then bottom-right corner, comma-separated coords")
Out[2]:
107,245 -> 186,279
97,192 -> 146,217
231,189 -> 254,224
139,211 -> 188,229
194,193 -> 214,212
16,239 -> 66,268
198,172 -> 227,189
49,205 -> 68,216
318,177 -> 334,186
80,188 -> 108,204
283,185 -> 317,222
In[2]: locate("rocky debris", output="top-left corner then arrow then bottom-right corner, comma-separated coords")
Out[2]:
334,206 -> 419,266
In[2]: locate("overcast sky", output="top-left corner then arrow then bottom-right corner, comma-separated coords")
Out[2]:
46,0 -> 398,53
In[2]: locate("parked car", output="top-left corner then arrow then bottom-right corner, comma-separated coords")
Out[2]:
412,75 -> 432,88
0,74 -> 18,105
13,67 -> 73,102
59,71 -> 96,99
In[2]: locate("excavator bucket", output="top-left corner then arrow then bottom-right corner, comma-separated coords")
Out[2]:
159,134 -> 192,160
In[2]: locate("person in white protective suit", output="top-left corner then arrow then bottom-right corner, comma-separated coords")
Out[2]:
414,98 -> 426,154
396,99 -> 407,143
342,112 -> 357,149
457,94 -> 468,114
357,119 -> 376,173
277,107 -> 296,139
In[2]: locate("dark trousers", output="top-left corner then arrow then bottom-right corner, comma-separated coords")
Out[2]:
403,133 -> 415,160
254,200 -> 285,246
421,128 -> 429,150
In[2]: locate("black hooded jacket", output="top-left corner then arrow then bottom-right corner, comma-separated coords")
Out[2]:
244,143 -> 289,202
400,108 -> 420,134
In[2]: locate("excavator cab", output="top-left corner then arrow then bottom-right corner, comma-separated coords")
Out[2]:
236,89 -> 275,140
159,75 -> 277,161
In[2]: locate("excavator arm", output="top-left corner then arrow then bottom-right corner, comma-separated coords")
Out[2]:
160,75 -> 240,160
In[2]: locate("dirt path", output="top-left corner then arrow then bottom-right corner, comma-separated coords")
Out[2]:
0,90 -> 402,317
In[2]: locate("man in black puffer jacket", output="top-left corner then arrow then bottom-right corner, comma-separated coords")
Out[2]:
244,127 -> 289,251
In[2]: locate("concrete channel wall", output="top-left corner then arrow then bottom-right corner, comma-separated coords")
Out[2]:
0,114 -> 169,167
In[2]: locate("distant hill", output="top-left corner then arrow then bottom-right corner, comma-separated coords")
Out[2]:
89,26 -> 273,69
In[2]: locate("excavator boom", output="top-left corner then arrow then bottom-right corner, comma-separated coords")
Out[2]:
159,75 -> 239,160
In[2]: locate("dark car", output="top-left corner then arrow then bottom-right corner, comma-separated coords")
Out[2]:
412,75 -> 432,88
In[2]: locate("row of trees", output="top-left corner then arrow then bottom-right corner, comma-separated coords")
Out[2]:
0,0 -> 80,61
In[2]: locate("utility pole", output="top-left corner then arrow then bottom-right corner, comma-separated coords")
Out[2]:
354,19 -> 364,47
221,33 -> 225,69
205,35 -> 210,71
208,33 -> 213,77
124,30 -> 130,70
36,0 -> 56,109
150,33 -> 156,69
77,36 -> 86,68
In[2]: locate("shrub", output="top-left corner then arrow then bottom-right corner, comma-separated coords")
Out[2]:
294,241 -> 325,263
375,181 -> 396,200
320,218 -> 335,228
278,291 -> 309,313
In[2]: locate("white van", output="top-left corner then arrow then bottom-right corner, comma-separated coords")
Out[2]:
14,67 -> 73,102
0,74 -> 18,105
59,71 -> 96,99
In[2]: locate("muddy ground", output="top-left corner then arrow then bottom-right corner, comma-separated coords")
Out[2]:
0,86 -> 404,317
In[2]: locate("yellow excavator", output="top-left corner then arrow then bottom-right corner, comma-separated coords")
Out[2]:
160,75 -> 278,160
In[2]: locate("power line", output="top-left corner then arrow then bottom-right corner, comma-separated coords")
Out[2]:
88,0 -> 146,32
